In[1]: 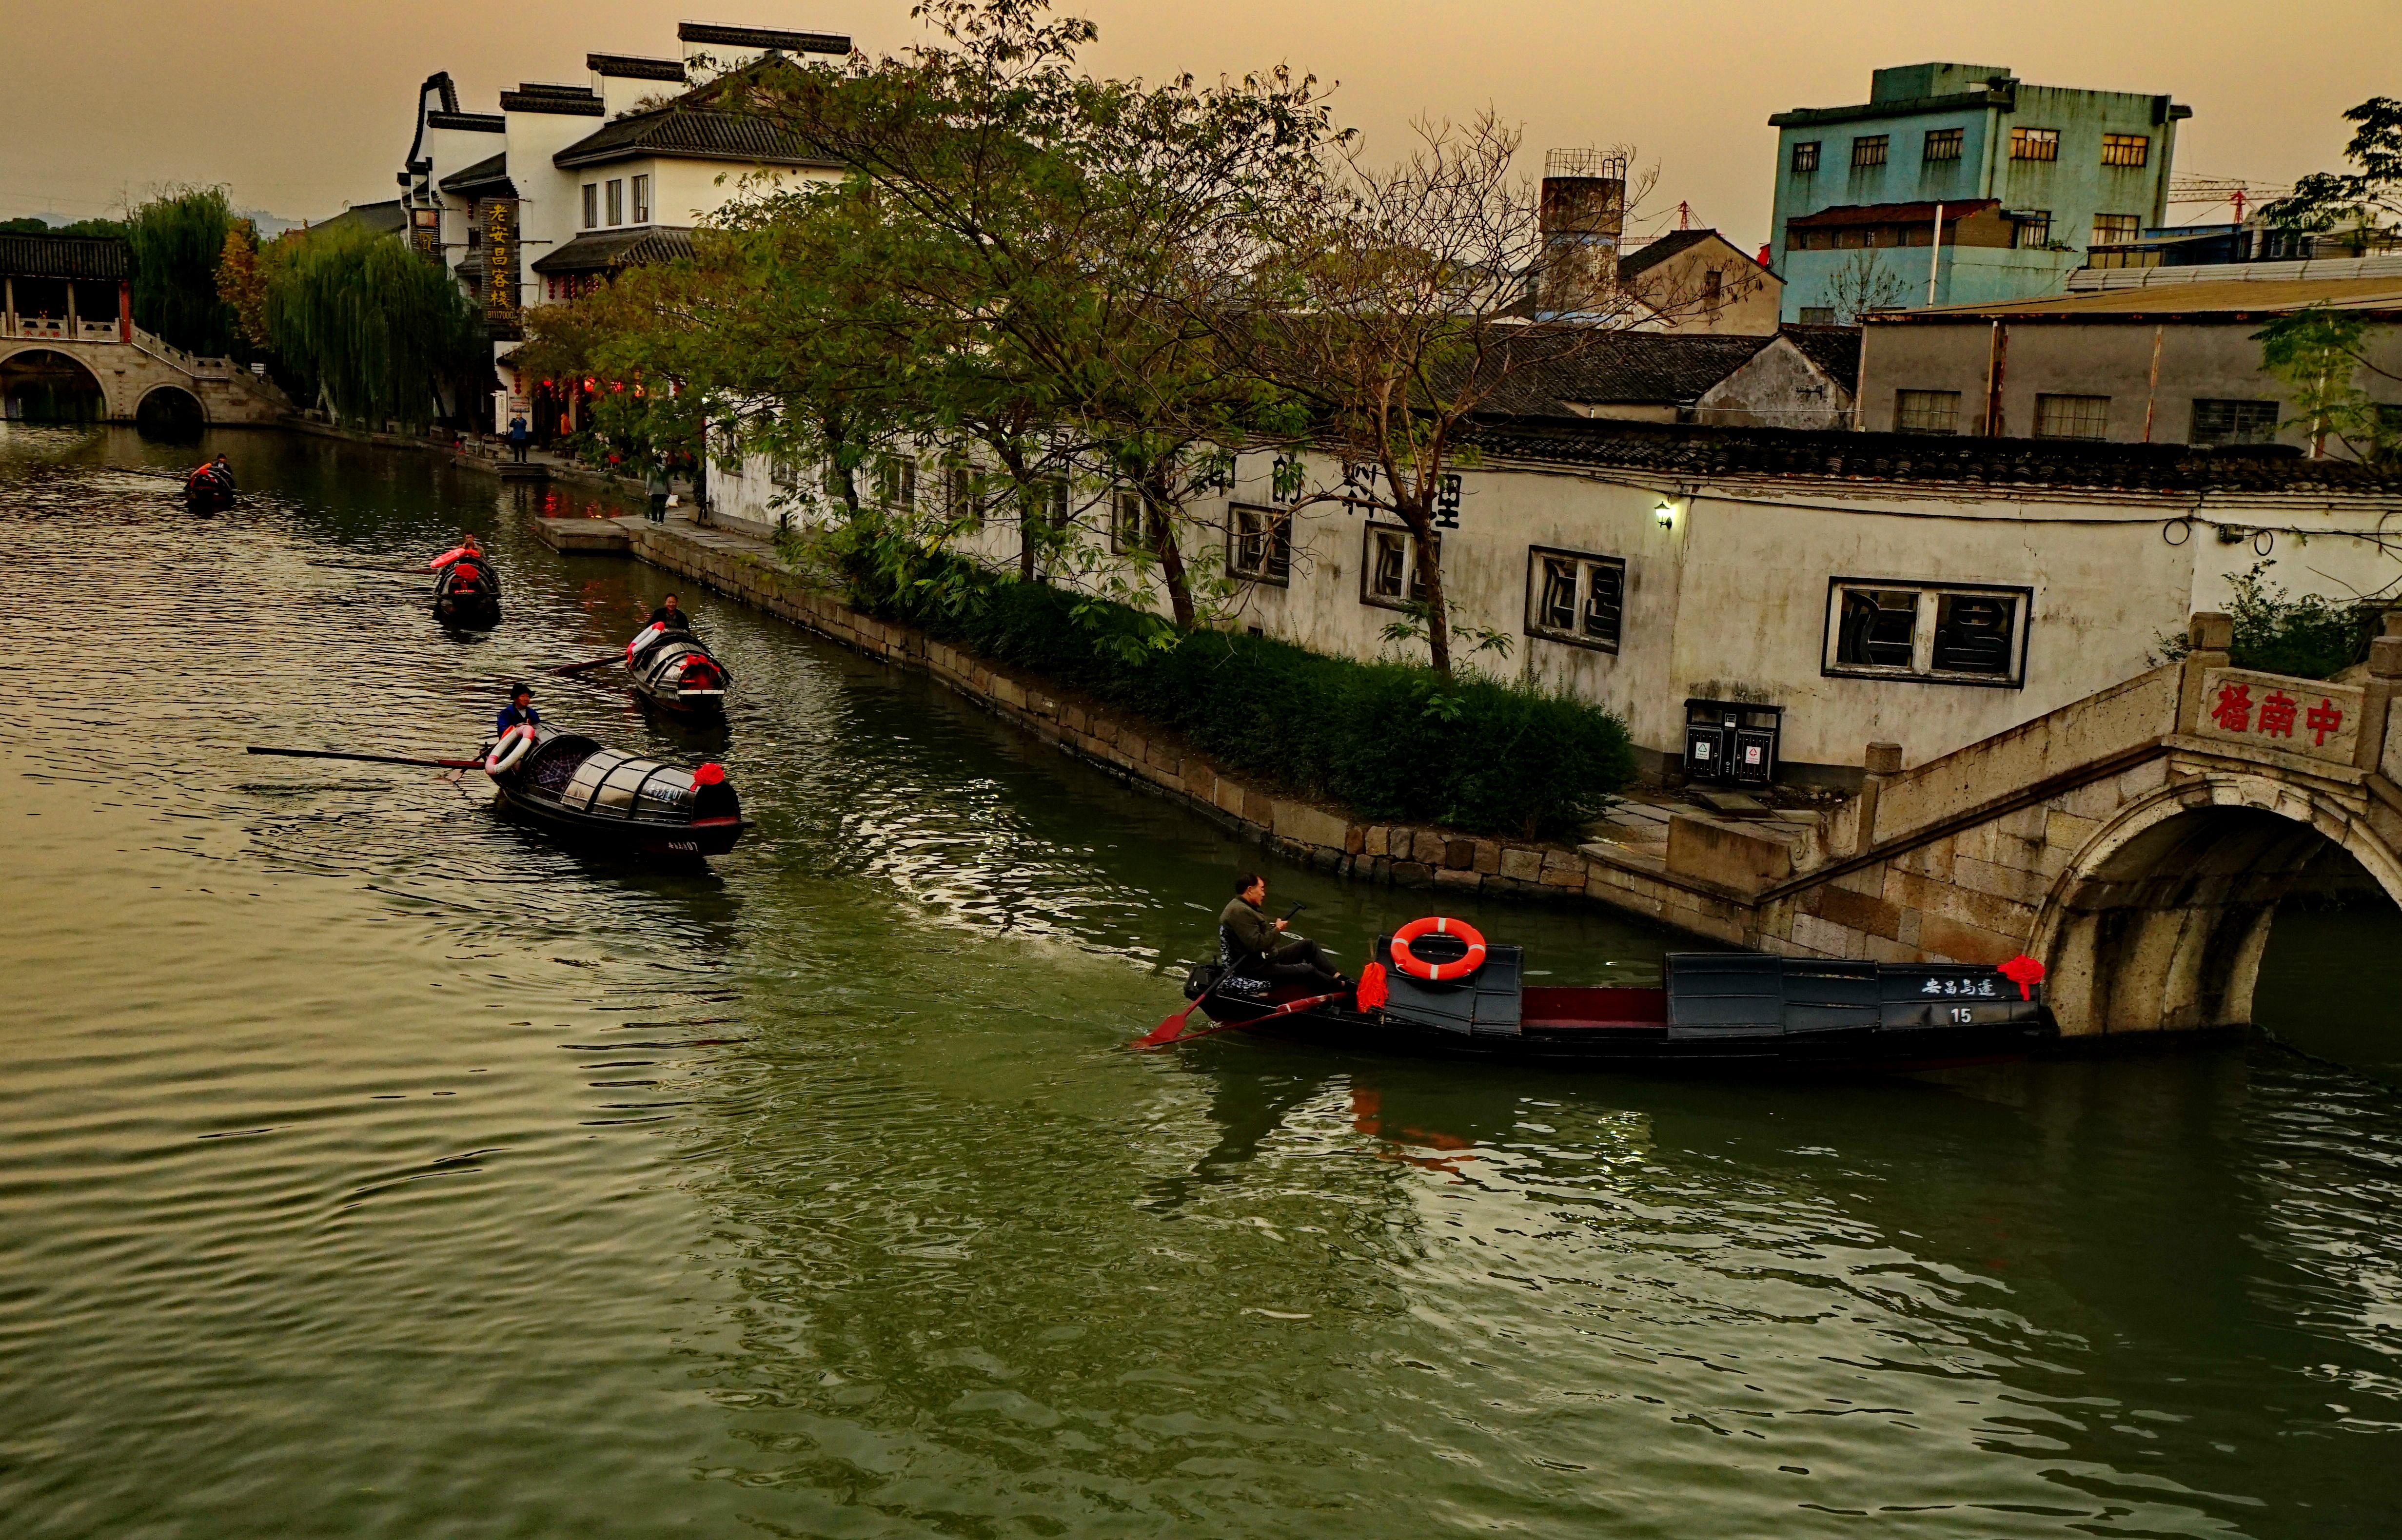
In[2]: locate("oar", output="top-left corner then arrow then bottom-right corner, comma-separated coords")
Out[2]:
307,559 -> 429,575
1137,903 -> 1312,1046
552,654 -> 624,676
247,746 -> 483,770
108,467 -> 188,481
1133,989 -> 1347,1051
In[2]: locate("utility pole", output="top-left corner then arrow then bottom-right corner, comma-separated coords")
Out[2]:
1927,203 -> 1945,306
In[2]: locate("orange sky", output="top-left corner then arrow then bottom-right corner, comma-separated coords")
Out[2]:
8,0 -> 2391,238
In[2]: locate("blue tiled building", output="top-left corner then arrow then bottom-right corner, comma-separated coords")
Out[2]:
1767,64 -> 2189,322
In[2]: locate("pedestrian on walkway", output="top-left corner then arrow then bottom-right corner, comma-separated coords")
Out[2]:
646,460 -> 671,522
506,414 -> 530,464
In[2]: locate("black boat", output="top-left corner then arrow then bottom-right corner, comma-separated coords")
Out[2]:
433,556 -> 502,629
482,726 -> 746,858
184,465 -> 236,514
1181,918 -> 2054,1071
625,624 -> 728,716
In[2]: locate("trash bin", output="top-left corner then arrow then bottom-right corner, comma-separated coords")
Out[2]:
1682,699 -> 1783,787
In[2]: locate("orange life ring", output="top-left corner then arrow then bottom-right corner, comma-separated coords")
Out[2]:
1390,916 -> 1488,983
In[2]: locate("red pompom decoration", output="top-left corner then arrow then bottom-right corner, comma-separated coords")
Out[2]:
1355,961 -> 1389,1012
692,762 -> 727,787
1997,953 -> 2047,1000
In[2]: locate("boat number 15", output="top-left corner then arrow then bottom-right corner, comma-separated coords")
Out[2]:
1949,1006 -> 1976,1024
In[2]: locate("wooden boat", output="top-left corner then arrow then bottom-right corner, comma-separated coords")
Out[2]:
1185,924 -> 2054,1071
483,726 -> 747,858
625,624 -> 728,716
184,467 -> 236,514
433,557 -> 502,629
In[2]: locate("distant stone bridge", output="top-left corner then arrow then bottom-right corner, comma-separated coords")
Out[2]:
1650,613 -> 2402,1038
0,323 -> 288,427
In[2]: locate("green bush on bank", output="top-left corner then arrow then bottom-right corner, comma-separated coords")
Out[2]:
2156,561 -> 2385,681
850,551 -> 1637,838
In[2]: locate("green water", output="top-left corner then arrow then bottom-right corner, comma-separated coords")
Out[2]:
3,425 -> 2400,1539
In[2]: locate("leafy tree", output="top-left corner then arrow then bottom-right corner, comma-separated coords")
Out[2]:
215,220 -> 269,350
2157,561 -> 2386,680
127,186 -> 239,354
259,221 -> 483,429
2261,97 -> 2402,246
2254,305 -> 2402,462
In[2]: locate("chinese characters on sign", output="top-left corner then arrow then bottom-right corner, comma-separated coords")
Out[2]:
1433,473 -> 1463,529
1919,976 -> 2000,997
483,198 -> 520,334
2195,669 -> 2363,764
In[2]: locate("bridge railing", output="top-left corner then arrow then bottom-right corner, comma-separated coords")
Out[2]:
126,325 -> 235,379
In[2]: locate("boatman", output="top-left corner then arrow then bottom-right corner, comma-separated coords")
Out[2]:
187,453 -> 233,491
429,533 -> 483,572
1219,873 -> 1349,991
495,682 -> 540,738
647,594 -> 694,634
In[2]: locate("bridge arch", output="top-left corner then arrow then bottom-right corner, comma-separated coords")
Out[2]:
0,347 -> 107,423
134,383 -> 207,438
2034,773 -> 2402,1037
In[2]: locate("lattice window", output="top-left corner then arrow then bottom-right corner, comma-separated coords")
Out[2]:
1923,128 -> 1964,163
2034,393 -> 2111,440
2010,127 -> 2060,161
1851,135 -> 1889,169
2091,214 -> 2142,247
1895,390 -> 1961,435
2100,133 -> 2150,168
1791,141 -> 1820,174
2190,399 -> 2282,446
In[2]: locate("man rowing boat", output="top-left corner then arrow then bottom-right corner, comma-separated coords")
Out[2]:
1219,873 -> 1349,990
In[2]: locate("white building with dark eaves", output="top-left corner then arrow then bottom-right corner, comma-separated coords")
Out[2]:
390,20 -> 850,435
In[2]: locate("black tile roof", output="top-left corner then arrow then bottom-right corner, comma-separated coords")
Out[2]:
676,21 -> 850,55
1463,417 -> 2402,493
1474,330 -> 1775,414
438,152 -> 516,198
588,53 -> 687,82
427,110 -> 506,133
500,86 -> 603,116
314,200 -> 410,238
1778,324 -> 1862,390
0,233 -> 129,281
554,103 -> 837,170
530,226 -> 698,276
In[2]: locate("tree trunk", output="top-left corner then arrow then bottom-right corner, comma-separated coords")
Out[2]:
1407,512 -> 1452,679
1142,467 -> 1196,630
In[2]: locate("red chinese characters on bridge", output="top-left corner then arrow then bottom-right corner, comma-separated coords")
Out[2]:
2211,682 -> 2345,747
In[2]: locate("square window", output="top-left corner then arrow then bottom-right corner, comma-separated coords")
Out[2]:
606,179 -> 624,226
1835,587 -> 1920,670
2034,393 -> 2111,440
1363,524 -> 1435,609
1230,504 -> 1291,585
631,174 -> 650,223
581,184 -> 598,229
1895,390 -> 1961,435
2012,210 -> 2054,248
2190,399 -> 2282,446
2101,133 -> 2150,168
1524,547 -> 1626,652
1798,306 -> 1836,325
1792,141 -> 1820,174
2010,126 -> 2060,162
1110,487 -> 1146,553
2091,214 -> 2142,247
1931,592 -> 2019,676
1851,135 -> 1889,169
1923,128 -> 1964,163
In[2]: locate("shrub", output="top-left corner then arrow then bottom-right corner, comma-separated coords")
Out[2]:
2157,561 -> 2383,681
850,548 -> 1636,838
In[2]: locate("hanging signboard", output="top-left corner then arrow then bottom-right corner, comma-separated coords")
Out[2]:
2193,667 -> 2363,766
483,199 -> 520,334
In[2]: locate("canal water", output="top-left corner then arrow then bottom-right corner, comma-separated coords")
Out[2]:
4,425 -> 2401,1540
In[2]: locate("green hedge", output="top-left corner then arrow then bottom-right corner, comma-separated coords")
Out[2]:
852,554 -> 1636,838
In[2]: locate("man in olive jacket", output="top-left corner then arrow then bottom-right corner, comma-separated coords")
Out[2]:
1219,873 -> 1349,988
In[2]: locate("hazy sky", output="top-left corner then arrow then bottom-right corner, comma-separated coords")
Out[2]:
8,0 -> 2391,239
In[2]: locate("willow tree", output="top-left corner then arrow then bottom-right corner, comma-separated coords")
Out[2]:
128,186 -> 240,354
260,222 -> 483,429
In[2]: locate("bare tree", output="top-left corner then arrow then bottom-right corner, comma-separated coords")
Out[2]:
1822,248 -> 1908,325
1224,112 -> 1683,677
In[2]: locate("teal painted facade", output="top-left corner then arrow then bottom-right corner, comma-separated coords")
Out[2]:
1768,64 -> 2187,321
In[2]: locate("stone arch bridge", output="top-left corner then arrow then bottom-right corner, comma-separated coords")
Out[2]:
0,327 -> 287,427
1640,613 -> 2402,1038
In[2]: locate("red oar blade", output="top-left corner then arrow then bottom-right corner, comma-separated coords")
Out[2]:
1131,990 -> 1347,1052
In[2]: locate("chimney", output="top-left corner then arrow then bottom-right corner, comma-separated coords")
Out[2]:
1537,149 -> 1627,317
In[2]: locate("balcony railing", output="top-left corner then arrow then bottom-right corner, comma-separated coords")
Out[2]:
1,315 -> 126,344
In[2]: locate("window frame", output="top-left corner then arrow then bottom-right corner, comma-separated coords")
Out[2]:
2009,126 -> 2061,162
606,179 -> 624,227
1360,522 -> 1433,611
1821,577 -> 2033,690
2090,214 -> 2142,248
1791,140 -> 1820,174
581,183 -> 599,229
1894,389 -> 1962,435
873,454 -> 916,511
2190,398 -> 2283,446
630,173 -> 651,223
1109,486 -> 1146,554
2033,392 -> 2112,441
1922,127 -> 1965,163
1227,502 -> 1292,587
2100,133 -> 2150,168
943,464 -> 982,531
2012,210 -> 2054,249
1522,545 -> 1629,654
1851,135 -> 1890,169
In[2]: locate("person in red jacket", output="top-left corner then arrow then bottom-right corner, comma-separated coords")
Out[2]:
428,533 -> 483,572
